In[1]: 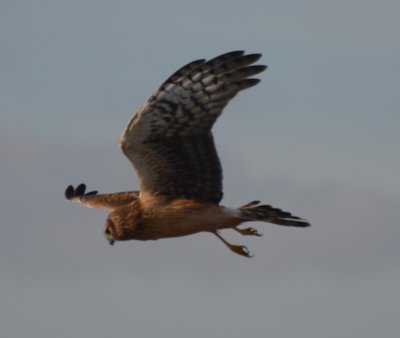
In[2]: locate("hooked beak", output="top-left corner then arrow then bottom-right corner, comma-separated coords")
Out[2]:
104,232 -> 115,246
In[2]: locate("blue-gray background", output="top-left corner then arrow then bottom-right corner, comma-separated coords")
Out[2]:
1,0 -> 399,337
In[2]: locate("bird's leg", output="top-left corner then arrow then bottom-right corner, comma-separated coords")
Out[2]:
212,231 -> 253,258
234,227 -> 262,237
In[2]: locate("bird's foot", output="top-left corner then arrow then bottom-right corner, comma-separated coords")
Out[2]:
228,244 -> 254,258
234,227 -> 262,237
212,231 -> 254,258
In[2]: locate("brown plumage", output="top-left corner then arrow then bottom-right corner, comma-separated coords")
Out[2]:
65,51 -> 310,257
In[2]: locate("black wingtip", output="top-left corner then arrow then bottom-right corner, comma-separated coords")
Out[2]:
237,78 -> 261,90
240,53 -> 263,64
85,190 -> 99,196
254,65 -> 268,72
64,183 -> 98,200
75,183 -> 86,196
212,50 -> 245,60
65,185 -> 74,200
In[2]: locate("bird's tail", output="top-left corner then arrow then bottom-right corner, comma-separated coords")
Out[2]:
238,201 -> 310,227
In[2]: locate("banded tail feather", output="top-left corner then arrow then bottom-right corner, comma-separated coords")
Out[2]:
239,201 -> 310,227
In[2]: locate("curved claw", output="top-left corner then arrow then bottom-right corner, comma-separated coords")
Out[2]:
255,230 -> 263,237
246,227 -> 262,237
212,231 -> 254,258
230,244 -> 254,258
235,227 -> 263,237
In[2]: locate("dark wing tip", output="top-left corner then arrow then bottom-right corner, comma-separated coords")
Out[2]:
64,183 -> 98,200
238,53 -> 263,65
209,50 -> 245,61
75,183 -> 86,196
224,50 -> 245,56
254,65 -> 268,72
65,185 -> 75,200
85,190 -> 99,196
236,78 -> 261,90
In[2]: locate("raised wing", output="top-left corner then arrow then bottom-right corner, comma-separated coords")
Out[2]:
65,183 -> 139,210
120,51 -> 266,203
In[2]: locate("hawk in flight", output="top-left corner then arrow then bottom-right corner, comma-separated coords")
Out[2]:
65,51 -> 310,257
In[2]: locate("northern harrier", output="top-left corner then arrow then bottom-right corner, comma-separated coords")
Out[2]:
65,51 -> 310,257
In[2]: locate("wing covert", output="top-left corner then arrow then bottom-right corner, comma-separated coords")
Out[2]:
65,183 -> 139,210
120,51 -> 266,203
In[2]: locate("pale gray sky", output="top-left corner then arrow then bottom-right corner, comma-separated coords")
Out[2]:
1,0 -> 400,337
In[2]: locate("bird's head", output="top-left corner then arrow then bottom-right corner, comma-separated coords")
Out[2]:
104,219 -> 116,245
103,202 -> 142,245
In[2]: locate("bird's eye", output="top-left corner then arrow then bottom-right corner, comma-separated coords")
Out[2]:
104,226 -> 113,238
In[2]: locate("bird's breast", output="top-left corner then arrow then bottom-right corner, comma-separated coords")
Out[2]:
136,201 -> 233,240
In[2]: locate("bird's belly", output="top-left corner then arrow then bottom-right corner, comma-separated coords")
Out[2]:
140,204 -> 234,240
154,222 -> 218,239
